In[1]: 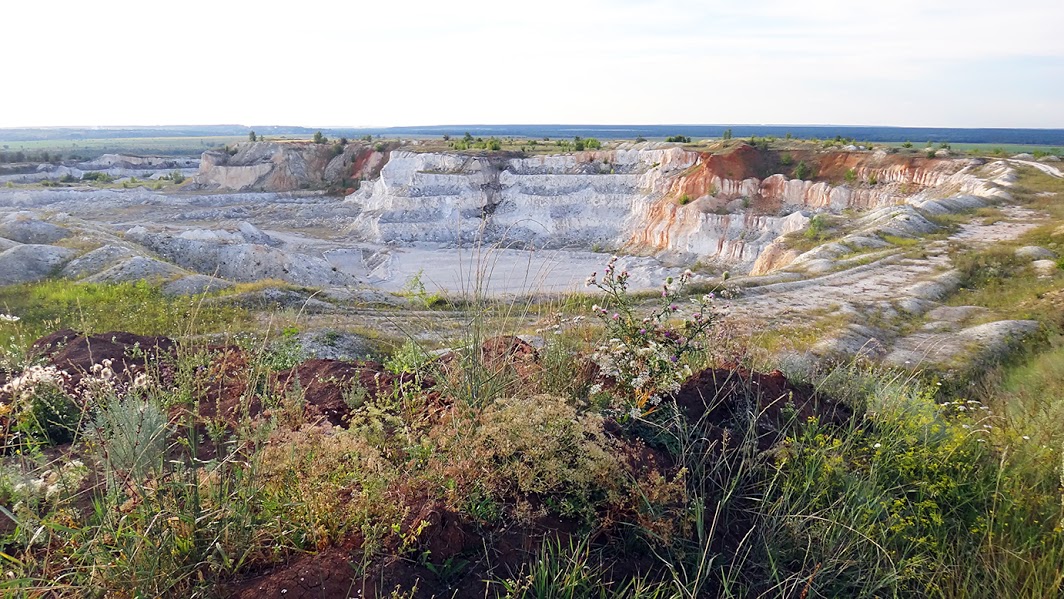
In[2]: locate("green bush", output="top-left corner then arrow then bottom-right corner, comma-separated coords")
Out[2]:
792,161 -> 814,181
951,245 -> 1027,289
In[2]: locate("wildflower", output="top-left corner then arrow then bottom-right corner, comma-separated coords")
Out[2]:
1022,435 -> 1030,440
873,442 -> 882,449
0,314 -> 18,323
592,304 -> 601,312
585,273 -> 597,287
611,313 -> 620,320
669,304 -> 678,311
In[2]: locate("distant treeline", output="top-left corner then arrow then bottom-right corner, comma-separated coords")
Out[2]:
0,150 -> 68,164
3,124 -> 1064,146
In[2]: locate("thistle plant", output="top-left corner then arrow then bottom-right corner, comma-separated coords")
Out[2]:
585,257 -> 723,419
0,364 -> 79,448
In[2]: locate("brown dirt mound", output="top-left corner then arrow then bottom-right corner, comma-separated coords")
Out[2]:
674,367 -> 852,450
227,542 -> 367,599
194,345 -> 262,427
273,359 -> 426,427
478,335 -> 540,380
32,330 -> 176,388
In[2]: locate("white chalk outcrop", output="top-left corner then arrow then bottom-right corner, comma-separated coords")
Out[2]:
345,147 -> 1006,273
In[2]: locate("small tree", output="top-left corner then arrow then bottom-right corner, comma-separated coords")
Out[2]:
313,131 -> 327,144
722,128 -> 733,141
248,131 -> 257,142
793,161 -> 813,180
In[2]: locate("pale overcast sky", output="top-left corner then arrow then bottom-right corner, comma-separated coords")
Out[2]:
3,0 -> 1062,128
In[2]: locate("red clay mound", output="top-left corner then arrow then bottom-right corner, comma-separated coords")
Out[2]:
228,543 -> 367,599
32,330 -> 176,388
674,368 -> 852,450
194,345 -> 264,427
273,359 -> 425,427
479,335 -> 540,380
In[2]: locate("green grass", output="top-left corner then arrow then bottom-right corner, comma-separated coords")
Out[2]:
0,280 -> 248,343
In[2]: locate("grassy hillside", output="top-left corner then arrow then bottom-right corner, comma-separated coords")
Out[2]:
0,259 -> 1061,598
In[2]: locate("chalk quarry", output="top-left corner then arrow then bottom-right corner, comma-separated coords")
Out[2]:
0,140 -> 1059,371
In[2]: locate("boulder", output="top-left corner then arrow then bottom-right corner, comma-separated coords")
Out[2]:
296,329 -> 374,361
83,256 -> 187,283
0,212 -> 70,244
1015,246 -> 1057,261
0,244 -> 76,285
1032,259 -> 1059,276
60,245 -> 138,279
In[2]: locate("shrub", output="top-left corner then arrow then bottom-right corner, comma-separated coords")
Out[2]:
665,135 -> 691,143
792,161 -> 813,180
951,245 -> 1027,289
466,394 -> 624,513
844,168 -> 857,184
1,365 -> 81,447
804,214 -> 829,241
93,395 -> 169,480
584,258 -> 721,420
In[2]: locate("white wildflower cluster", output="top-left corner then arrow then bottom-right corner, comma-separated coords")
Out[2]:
0,314 -> 19,323
10,459 -> 87,505
939,398 -> 995,438
584,257 -> 723,420
78,358 -> 152,404
0,365 -> 71,419
1,359 -> 153,423
591,337 -> 692,411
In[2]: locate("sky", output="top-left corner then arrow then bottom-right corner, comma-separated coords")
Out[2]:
3,0 -> 1063,129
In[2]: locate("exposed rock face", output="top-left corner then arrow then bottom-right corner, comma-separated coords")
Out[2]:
76,154 -> 198,170
194,142 -> 387,192
125,226 -> 355,286
347,148 -> 697,248
345,145 -> 1001,272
